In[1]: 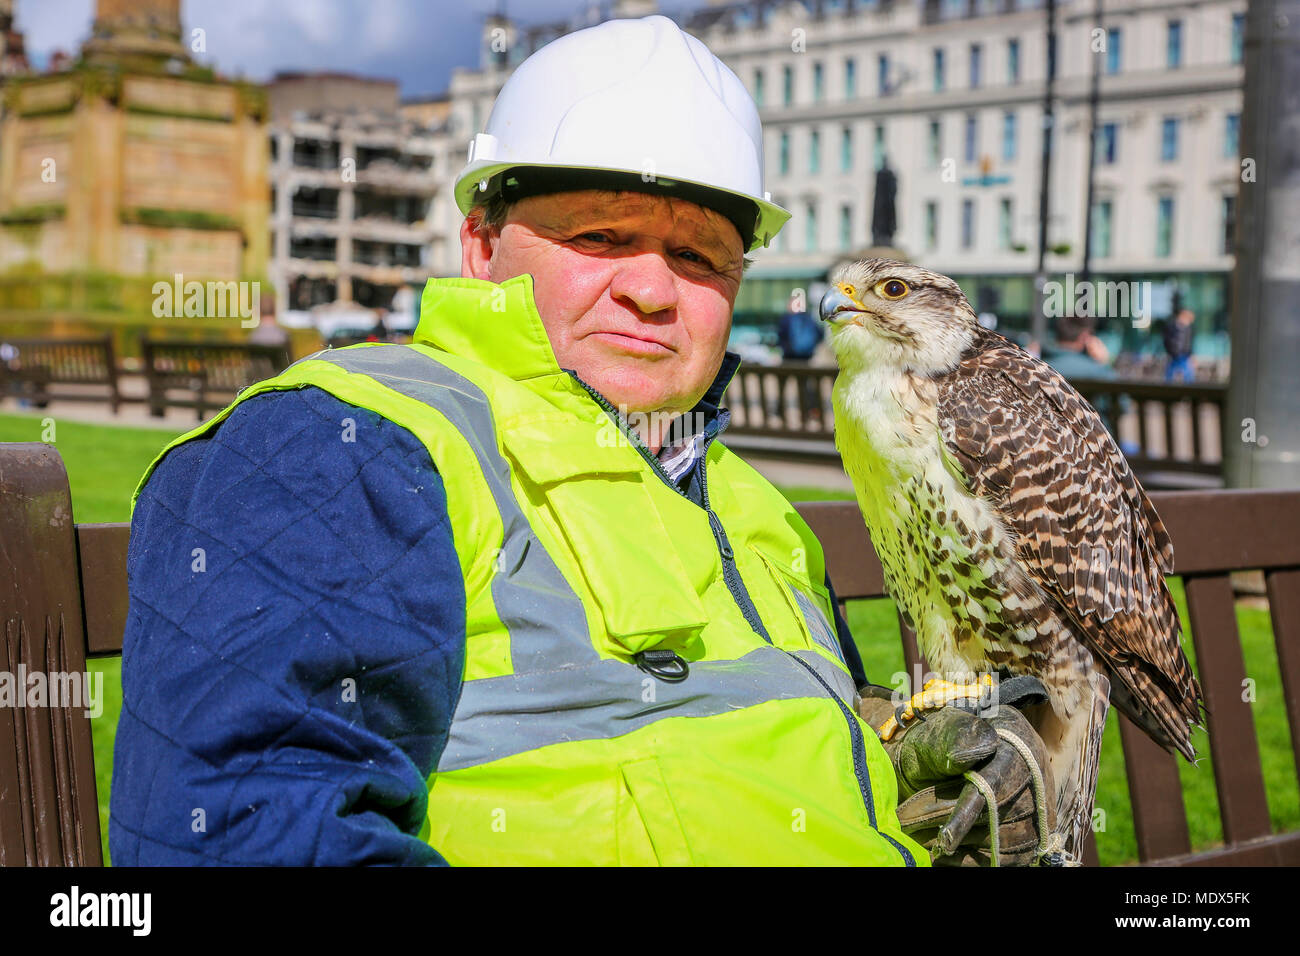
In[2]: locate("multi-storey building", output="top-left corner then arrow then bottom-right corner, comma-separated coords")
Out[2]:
268,73 -> 443,316
433,0 -> 1245,343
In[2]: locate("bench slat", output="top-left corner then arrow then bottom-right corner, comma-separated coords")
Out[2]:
896,612 -> 923,685
1265,568 -> 1300,792
1148,829 -> 1300,867
1081,829 -> 1099,866
1147,490 -> 1300,573
78,524 -> 131,657
1118,711 -> 1191,861
793,501 -> 886,601
1184,573 -> 1272,844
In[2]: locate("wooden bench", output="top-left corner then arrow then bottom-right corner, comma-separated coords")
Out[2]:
1,441 -> 1297,866
0,335 -> 121,414
141,339 -> 291,421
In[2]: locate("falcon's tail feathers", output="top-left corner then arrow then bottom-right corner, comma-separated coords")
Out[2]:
1106,659 -> 1204,763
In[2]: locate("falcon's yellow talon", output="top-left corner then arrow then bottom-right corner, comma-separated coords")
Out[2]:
902,675 -> 995,717
874,674 -> 995,741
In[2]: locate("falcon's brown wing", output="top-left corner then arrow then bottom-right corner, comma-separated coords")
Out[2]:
936,330 -> 1204,760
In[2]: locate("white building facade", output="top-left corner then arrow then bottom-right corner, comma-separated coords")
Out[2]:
432,0 -> 1246,346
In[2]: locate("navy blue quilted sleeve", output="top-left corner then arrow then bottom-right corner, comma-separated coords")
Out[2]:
109,386 -> 465,865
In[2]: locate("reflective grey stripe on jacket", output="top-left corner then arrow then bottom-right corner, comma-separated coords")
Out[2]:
304,345 -> 859,771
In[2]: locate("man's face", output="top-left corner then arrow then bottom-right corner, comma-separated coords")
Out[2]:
460,188 -> 744,440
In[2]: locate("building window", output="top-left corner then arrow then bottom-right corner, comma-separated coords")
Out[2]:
783,65 -> 794,106
878,54 -> 890,95
925,200 -> 939,251
873,123 -> 886,170
927,118 -> 942,167
810,129 -> 821,173
1002,111 -> 1017,161
841,126 -> 853,172
970,43 -> 982,89
1232,13 -> 1245,64
1097,122 -> 1118,164
1161,117 -> 1180,162
1106,28 -> 1121,74
806,201 -> 818,252
780,131 -> 790,175
1156,196 -> 1174,257
933,48 -> 945,92
845,58 -> 856,98
1167,20 -> 1183,68
1225,113 -> 1240,158
1222,194 -> 1236,255
754,69 -> 765,107
961,198 -> 975,250
292,138 -> 340,170
292,186 -> 340,219
964,113 -> 978,164
999,197 -> 1013,250
840,204 -> 852,251
1008,38 -> 1020,84
813,62 -> 825,102
290,235 -> 337,261
1091,199 -> 1113,259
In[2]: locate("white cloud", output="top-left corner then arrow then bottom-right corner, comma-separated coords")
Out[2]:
12,0 -> 584,94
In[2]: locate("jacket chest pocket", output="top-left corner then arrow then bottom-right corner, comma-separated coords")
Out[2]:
749,544 -> 847,669
501,421 -> 709,656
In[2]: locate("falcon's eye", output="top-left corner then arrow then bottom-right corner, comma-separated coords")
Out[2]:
877,279 -> 910,300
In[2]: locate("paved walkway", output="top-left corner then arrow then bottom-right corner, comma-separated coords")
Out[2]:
0,399 -> 198,430
733,453 -> 855,493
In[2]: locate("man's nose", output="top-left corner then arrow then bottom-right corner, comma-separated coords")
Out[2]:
608,249 -> 679,317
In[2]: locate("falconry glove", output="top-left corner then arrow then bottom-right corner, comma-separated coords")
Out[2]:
857,676 -> 1059,866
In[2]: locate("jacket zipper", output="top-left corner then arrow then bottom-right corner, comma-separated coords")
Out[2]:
563,369 -> 914,865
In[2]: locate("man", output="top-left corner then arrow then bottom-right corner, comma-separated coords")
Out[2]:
111,15 -> 1050,866
1163,308 -> 1196,382
775,291 -> 826,425
1043,315 -> 1136,455
1043,315 -> 1113,382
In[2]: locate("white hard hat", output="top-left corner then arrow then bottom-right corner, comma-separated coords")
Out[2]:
453,14 -> 790,253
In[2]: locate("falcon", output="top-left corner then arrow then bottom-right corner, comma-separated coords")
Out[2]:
818,258 -> 1205,861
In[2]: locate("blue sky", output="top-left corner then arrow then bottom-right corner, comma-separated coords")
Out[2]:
16,0 -> 625,98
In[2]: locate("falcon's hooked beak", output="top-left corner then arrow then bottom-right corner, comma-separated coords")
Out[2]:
819,285 -> 866,327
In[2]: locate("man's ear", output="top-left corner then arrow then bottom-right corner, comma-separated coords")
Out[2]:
460,212 -> 496,280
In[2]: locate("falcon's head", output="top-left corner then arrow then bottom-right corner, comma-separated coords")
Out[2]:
819,259 -> 979,376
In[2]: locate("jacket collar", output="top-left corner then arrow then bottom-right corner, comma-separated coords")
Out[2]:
415,272 -> 742,426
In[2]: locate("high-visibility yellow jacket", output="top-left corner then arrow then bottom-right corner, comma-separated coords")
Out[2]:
134,273 -> 928,866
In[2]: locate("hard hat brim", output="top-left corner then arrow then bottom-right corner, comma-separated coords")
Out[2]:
455,159 -> 791,254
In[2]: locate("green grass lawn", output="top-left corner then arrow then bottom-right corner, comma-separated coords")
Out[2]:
4,412 -> 1295,867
